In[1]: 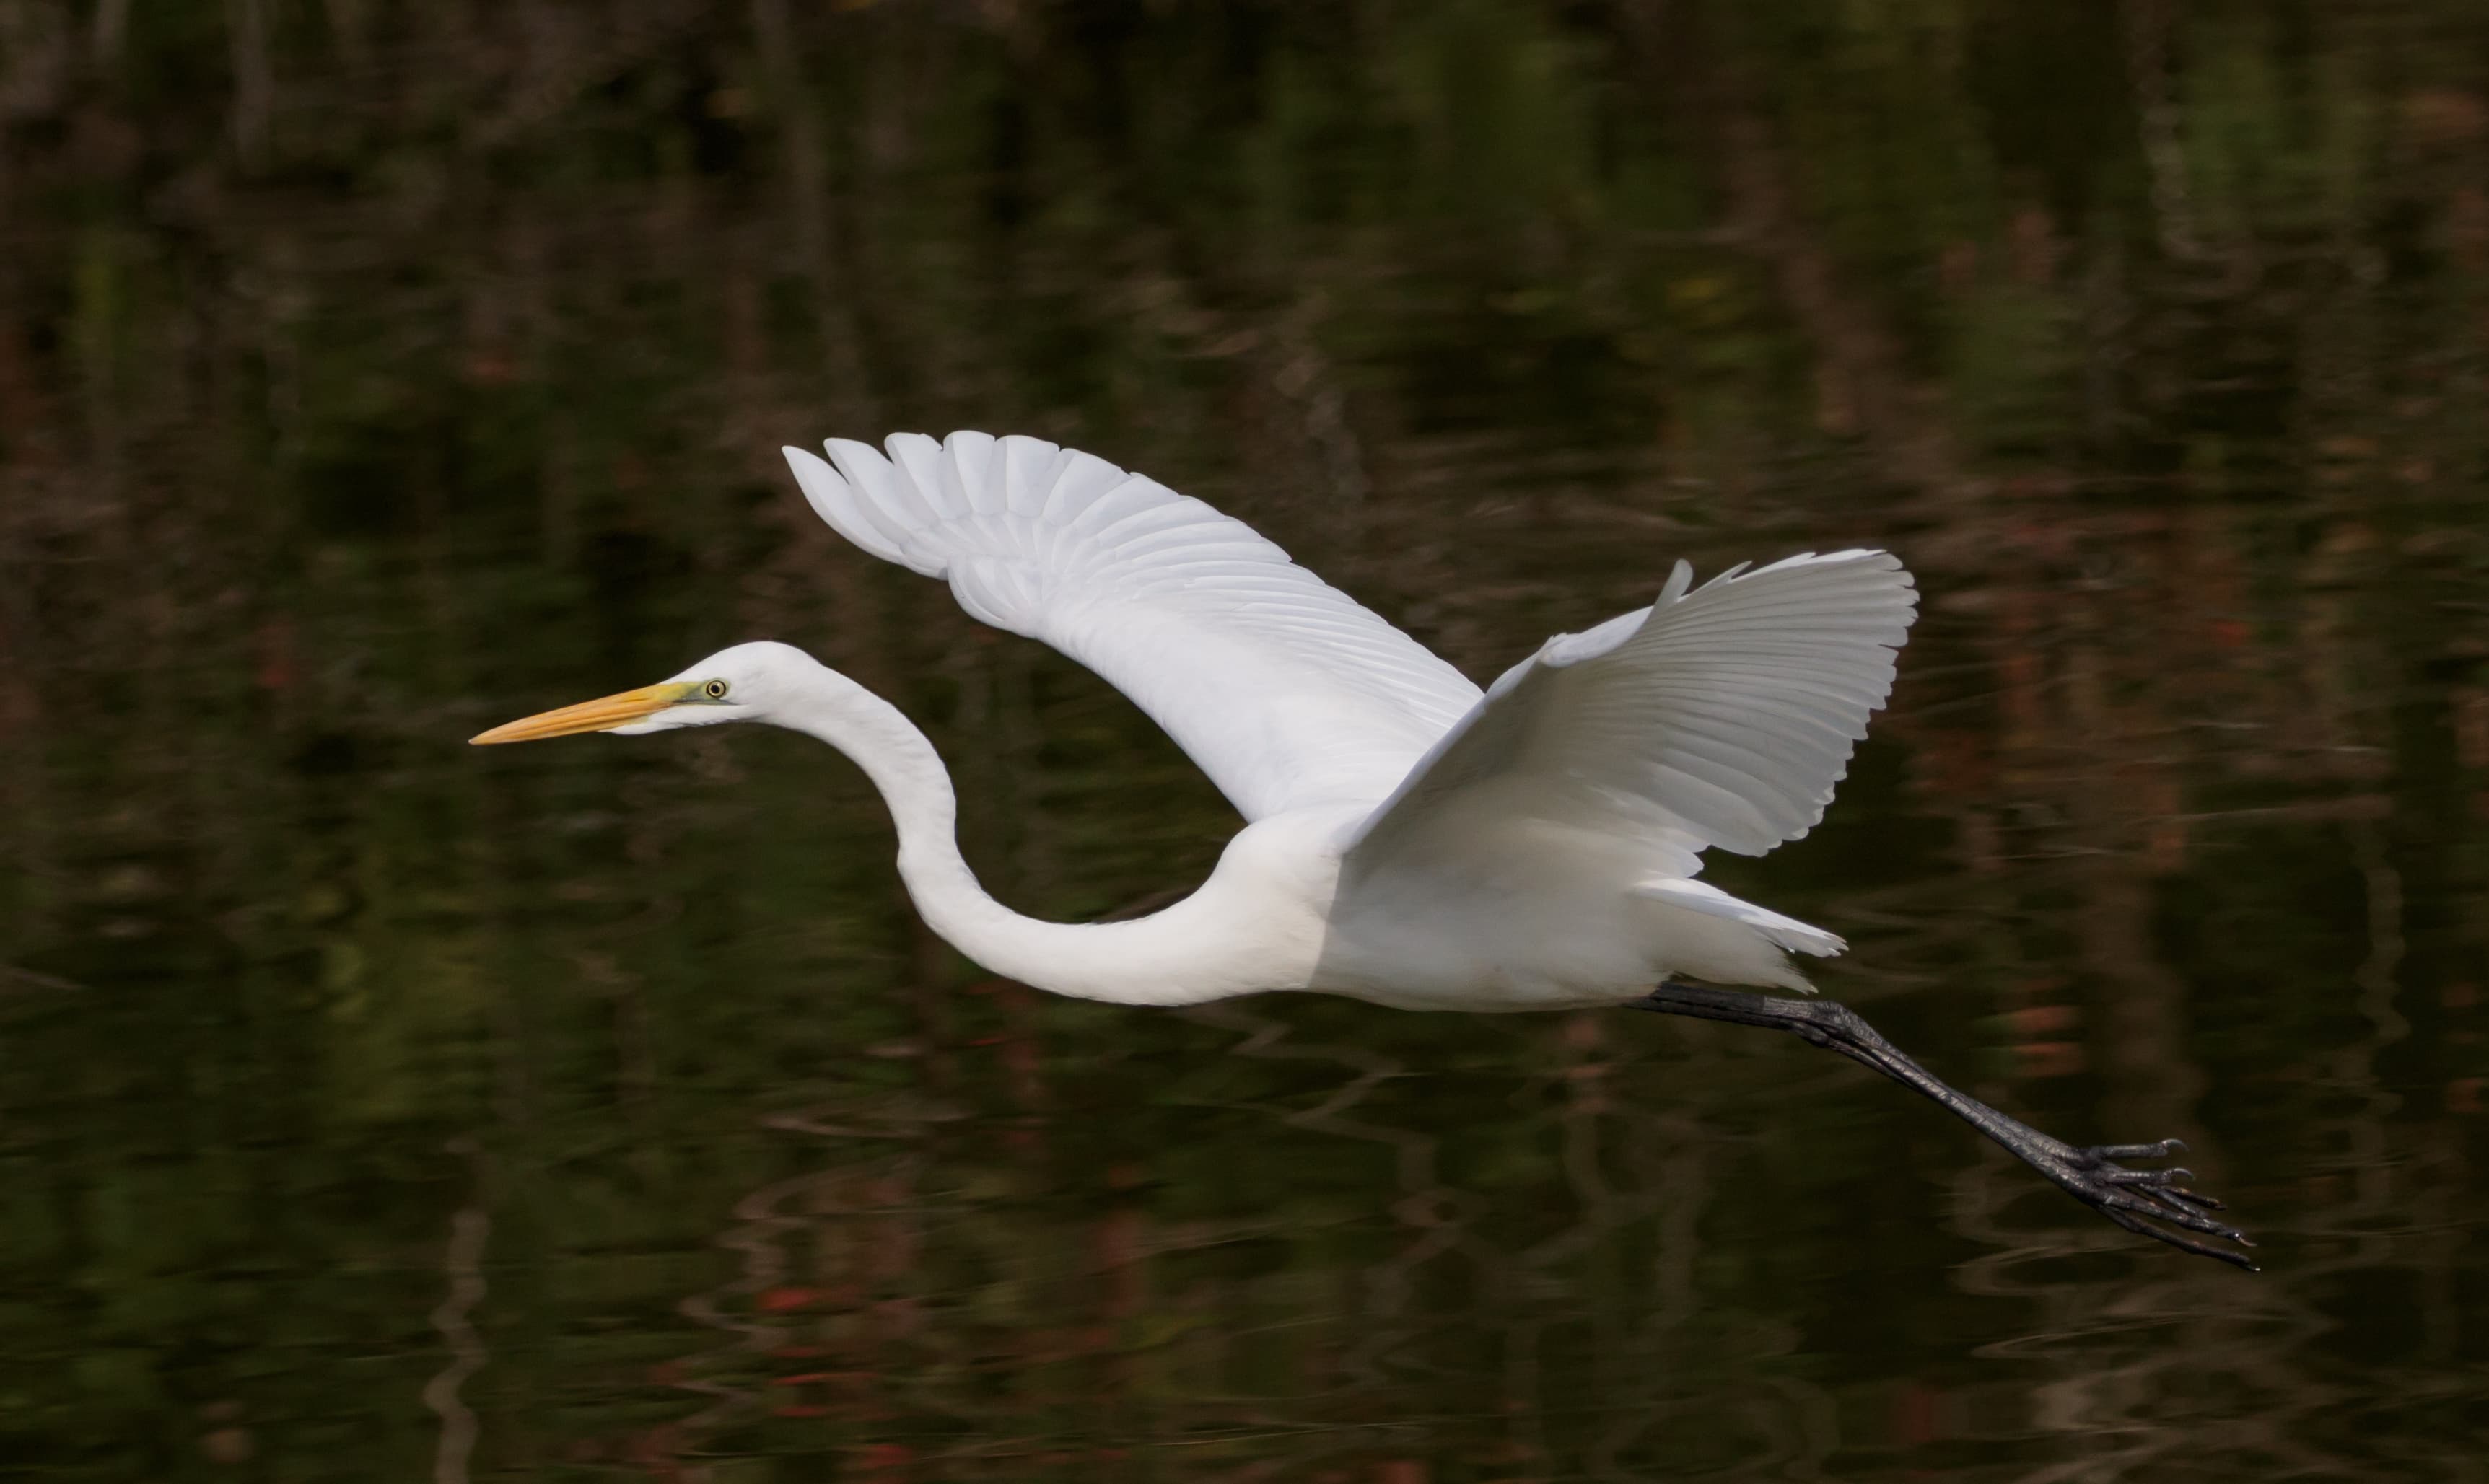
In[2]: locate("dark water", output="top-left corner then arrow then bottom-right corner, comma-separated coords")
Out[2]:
6,2 -> 2488,1478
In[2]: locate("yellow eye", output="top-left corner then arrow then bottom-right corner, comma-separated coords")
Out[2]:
703,680 -> 730,700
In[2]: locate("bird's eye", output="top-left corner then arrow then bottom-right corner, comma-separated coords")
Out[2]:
702,680 -> 730,701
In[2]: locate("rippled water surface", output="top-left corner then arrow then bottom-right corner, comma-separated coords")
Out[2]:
5,3 -> 2488,1478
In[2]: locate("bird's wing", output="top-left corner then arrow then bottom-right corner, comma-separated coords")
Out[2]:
1345,550 -> 1917,881
784,431 -> 1482,820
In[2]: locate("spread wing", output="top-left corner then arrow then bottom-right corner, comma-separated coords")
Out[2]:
783,431 -> 1481,820
1345,550 -> 1917,883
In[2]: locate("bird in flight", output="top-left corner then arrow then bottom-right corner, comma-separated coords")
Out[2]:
476,431 -> 2252,1268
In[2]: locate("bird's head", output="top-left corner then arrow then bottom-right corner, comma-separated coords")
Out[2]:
470,641 -> 821,745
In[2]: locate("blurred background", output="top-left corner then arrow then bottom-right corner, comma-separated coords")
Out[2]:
4,0 -> 2487,1478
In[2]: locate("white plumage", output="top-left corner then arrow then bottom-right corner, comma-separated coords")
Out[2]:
768,431 -> 1915,1006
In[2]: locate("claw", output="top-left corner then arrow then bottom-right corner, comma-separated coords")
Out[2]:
2099,1198 -> 2258,1268
2104,1206 -> 2260,1270
2101,1187 -> 2247,1241
2081,1138 -> 2186,1165
2101,1166 -> 2193,1187
2046,1133 -> 2252,1266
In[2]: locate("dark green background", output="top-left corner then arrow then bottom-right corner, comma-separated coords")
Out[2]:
4,0 -> 2485,1477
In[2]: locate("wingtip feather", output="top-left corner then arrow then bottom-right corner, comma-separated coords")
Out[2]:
784,444 -> 913,568
815,436 -> 947,574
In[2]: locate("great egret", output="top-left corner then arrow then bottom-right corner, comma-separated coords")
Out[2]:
476,431 -> 2251,1268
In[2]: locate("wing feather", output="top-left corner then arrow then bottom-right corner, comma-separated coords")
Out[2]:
785,432 -> 1480,820
1347,549 -> 1917,879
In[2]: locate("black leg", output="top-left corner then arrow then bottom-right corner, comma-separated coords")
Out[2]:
1626,981 -> 2255,1270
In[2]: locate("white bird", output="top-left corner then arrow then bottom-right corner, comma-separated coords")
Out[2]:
476,430 -> 2252,1268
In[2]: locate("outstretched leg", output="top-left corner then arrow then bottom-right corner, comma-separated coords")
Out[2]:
1626,981 -> 2254,1270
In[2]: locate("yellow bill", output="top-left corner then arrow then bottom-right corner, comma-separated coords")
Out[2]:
470,682 -> 701,745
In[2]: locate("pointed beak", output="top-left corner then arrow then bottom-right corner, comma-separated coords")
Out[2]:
470,682 -> 701,745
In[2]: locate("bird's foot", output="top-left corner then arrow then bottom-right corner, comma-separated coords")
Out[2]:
1623,983 -> 2256,1269
2024,1137 -> 2257,1270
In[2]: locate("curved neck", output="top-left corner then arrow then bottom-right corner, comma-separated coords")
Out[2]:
761,662 -> 1300,1006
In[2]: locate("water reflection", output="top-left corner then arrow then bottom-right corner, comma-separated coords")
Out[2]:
4,0 -> 2486,1478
